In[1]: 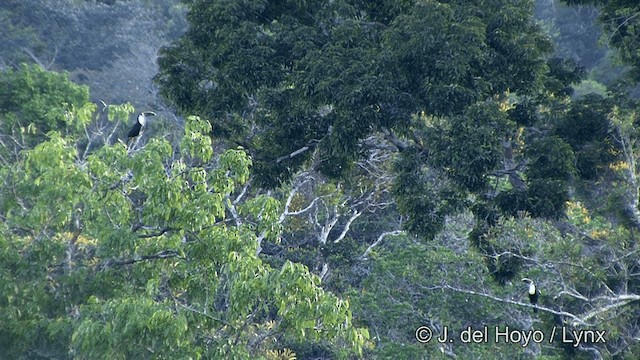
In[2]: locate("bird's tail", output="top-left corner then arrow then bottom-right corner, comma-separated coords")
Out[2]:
533,306 -> 538,313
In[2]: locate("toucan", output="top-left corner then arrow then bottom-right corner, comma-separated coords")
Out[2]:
522,278 -> 540,313
127,111 -> 155,148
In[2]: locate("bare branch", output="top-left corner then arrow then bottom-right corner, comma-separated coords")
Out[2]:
582,295 -> 640,323
360,230 -> 404,259
318,204 -> 340,244
275,146 -> 310,163
136,227 -> 179,238
380,127 -> 408,151
319,263 -> 329,281
433,284 -> 590,326
106,119 -> 120,146
22,47 -> 47,69
333,209 -> 362,243
233,179 -> 251,205
100,250 -> 181,268
607,11 -> 640,48
174,301 -> 232,327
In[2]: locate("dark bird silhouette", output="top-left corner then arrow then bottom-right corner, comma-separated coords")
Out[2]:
522,278 -> 540,313
127,111 -> 155,149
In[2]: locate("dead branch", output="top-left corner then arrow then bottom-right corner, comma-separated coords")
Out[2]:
360,230 -> 404,259
100,250 -> 180,268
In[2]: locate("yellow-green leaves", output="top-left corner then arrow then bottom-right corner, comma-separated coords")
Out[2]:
181,115 -> 213,162
2,101 -> 364,359
107,102 -> 135,123
268,261 -> 367,354
0,64 -> 90,156
87,143 -> 130,184
63,102 -> 97,130
72,297 -> 193,359
240,194 -> 282,241
22,132 -> 91,228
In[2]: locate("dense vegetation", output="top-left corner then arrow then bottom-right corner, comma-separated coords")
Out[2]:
1,0 -> 639,359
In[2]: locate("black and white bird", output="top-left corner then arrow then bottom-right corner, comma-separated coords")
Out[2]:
127,111 -> 155,149
522,278 -> 540,313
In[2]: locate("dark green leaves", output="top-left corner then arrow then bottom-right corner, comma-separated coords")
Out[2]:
157,0 -> 552,185
427,103 -> 511,192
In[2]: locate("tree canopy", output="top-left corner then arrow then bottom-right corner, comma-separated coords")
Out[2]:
156,0 -> 592,242
156,0 -> 552,184
2,0 -> 640,359
0,68 -> 367,359
154,1 -> 640,357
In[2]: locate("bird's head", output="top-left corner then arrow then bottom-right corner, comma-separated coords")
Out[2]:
137,111 -> 156,126
521,278 -> 534,285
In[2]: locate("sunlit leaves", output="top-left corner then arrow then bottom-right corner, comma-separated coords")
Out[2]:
64,102 -> 97,129
181,115 -> 213,162
272,261 -> 359,345
72,296 -> 194,359
106,102 -> 135,123
211,148 -> 252,195
241,194 -> 282,241
0,98 -> 365,358
20,132 -> 91,228
0,64 -> 89,128
0,64 -> 90,162
87,143 -> 130,186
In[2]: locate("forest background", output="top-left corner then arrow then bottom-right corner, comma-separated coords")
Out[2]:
1,0 -> 640,359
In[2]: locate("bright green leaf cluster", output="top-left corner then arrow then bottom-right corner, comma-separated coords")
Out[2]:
0,100 -> 365,359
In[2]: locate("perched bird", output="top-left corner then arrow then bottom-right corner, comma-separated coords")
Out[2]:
522,278 -> 540,313
127,111 -> 155,149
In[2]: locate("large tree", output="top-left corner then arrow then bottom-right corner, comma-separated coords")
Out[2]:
0,68 -> 367,359
156,2 -> 640,358
156,0 -> 590,239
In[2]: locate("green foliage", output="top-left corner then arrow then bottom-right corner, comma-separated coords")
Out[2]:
181,115 -> 213,162
544,57 -> 586,96
4,2 -> 639,359
107,102 -> 136,123
157,1 -> 607,258
72,296 -> 192,359
427,103 -> 512,192
496,136 -> 574,219
572,79 -> 607,98
393,147 -> 463,240
0,64 -> 90,154
555,94 -> 610,147
157,0 -> 552,186
525,136 -> 575,182
508,100 -> 538,126
0,104 -> 366,359
352,233 -> 540,359
553,94 -> 617,179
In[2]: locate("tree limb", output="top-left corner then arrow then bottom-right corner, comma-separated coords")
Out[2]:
432,284 -> 590,325
360,230 -> 404,259
333,209 -> 362,243
100,250 -> 181,268
275,146 -> 310,163
380,127 -> 408,151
